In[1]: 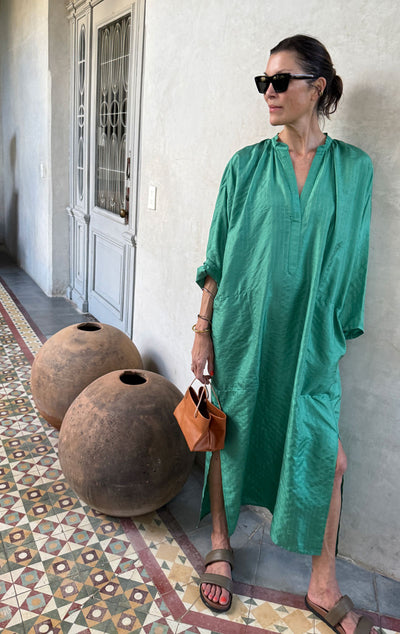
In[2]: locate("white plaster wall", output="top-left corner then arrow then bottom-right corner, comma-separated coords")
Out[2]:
135,0 -> 400,577
0,77 -> 4,242
0,0 -> 51,291
48,0 -> 70,294
0,0 -> 70,295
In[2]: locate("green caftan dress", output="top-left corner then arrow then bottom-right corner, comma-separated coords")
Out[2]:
196,134 -> 373,555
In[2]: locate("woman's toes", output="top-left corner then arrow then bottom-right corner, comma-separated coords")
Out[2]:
214,587 -> 230,605
201,581 -> 230,607
212,586 -> 221,602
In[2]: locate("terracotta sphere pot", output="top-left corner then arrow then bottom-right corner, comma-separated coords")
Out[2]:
31,322 -> 143,430
58,369 -> 194,517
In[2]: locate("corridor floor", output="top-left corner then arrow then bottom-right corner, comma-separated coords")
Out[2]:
0,252 -> 399,634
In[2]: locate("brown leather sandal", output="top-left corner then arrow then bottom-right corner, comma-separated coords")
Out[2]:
305,594 -> 376,634
199,548 -> 234,613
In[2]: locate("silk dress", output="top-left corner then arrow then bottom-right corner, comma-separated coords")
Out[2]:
196,134 -> 373,554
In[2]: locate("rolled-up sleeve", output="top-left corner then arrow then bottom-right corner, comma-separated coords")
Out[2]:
196,164 -> 232,288
339,161 -> 373,340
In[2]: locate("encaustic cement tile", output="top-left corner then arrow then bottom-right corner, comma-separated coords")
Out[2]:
0,285 -> 43,357
247,598 -> 315,634
126,523 -> 252,629
2,278 -> 399,634
0,601 -> 25,632
127,509 -> 336,634
133,513 -> 174,547
131,616 -> 218,633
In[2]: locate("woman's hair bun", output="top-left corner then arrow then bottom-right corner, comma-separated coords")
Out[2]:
321,70 -> 343,116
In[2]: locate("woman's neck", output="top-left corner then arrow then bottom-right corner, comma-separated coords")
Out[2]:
278,122 -> 326,156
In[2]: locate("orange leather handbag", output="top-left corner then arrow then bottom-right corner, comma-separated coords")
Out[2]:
173,381 -> 226,452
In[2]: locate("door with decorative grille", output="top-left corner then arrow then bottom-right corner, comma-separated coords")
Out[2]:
85,0 -> 143,333
67,0 -> 144,333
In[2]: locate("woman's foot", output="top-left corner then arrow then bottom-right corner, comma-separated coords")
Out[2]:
199,538 -> 233,611
306,589 -> 377,634
201,559 -> 232,607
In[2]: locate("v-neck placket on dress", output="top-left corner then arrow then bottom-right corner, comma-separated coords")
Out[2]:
274,135 -> 332,275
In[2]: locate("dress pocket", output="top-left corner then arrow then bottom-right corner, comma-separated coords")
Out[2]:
211,292 -> 259,390
296,393 -> 340,439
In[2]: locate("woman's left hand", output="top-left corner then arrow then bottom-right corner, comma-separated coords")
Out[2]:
191,332 -> 214,384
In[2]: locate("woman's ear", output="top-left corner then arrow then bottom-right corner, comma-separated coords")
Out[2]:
313,76 -> 327,98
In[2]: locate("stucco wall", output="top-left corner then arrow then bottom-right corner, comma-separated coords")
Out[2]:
48,0 -> 70,294
134,0 -> 400,578
0,0 -> 51,290
0,0 -> 69,295
0,72 -> 4,243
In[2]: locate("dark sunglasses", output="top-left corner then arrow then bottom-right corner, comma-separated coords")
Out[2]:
254,73 -> 317,94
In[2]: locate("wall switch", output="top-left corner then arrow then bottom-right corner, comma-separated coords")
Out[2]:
148,185 -> 157,210
40,162 -> 46,178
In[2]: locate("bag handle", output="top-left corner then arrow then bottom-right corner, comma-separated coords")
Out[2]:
189,378 -> 206,418
190,378 -> 222,412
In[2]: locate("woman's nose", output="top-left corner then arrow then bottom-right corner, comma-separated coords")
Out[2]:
264,82 -> 276,99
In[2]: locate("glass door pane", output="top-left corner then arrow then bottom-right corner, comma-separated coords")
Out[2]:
77,24 -> 86,203
96,15 -> 130,214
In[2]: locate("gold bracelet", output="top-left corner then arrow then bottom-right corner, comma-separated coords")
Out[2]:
192,324 -> 211,334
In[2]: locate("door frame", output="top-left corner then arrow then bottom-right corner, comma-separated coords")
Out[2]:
66,0 -> 145,337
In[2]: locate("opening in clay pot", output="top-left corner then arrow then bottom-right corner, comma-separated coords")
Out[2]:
31,322 -> 143,429
77,323 -> 102,331
119,371 -> 147,385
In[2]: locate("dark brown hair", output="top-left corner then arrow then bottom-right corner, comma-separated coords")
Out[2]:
270,34 -> 343,118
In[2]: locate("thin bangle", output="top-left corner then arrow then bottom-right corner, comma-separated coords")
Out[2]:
192,324 -> 211,334
197,314 -> 211,325
202,286 -> 216,299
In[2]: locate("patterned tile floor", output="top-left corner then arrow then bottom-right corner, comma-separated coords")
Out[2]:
0,275 -> 399,634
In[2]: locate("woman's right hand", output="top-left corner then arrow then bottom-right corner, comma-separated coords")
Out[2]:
191,333 -> 214,384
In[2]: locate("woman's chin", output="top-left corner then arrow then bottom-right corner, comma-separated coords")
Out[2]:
269,113 -> 284,127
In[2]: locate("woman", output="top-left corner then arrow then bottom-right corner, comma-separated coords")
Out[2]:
191,35 -> 374,634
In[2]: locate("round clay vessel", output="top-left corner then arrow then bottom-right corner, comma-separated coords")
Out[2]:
31,322 -> 143,429
58,369 -> 194,516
